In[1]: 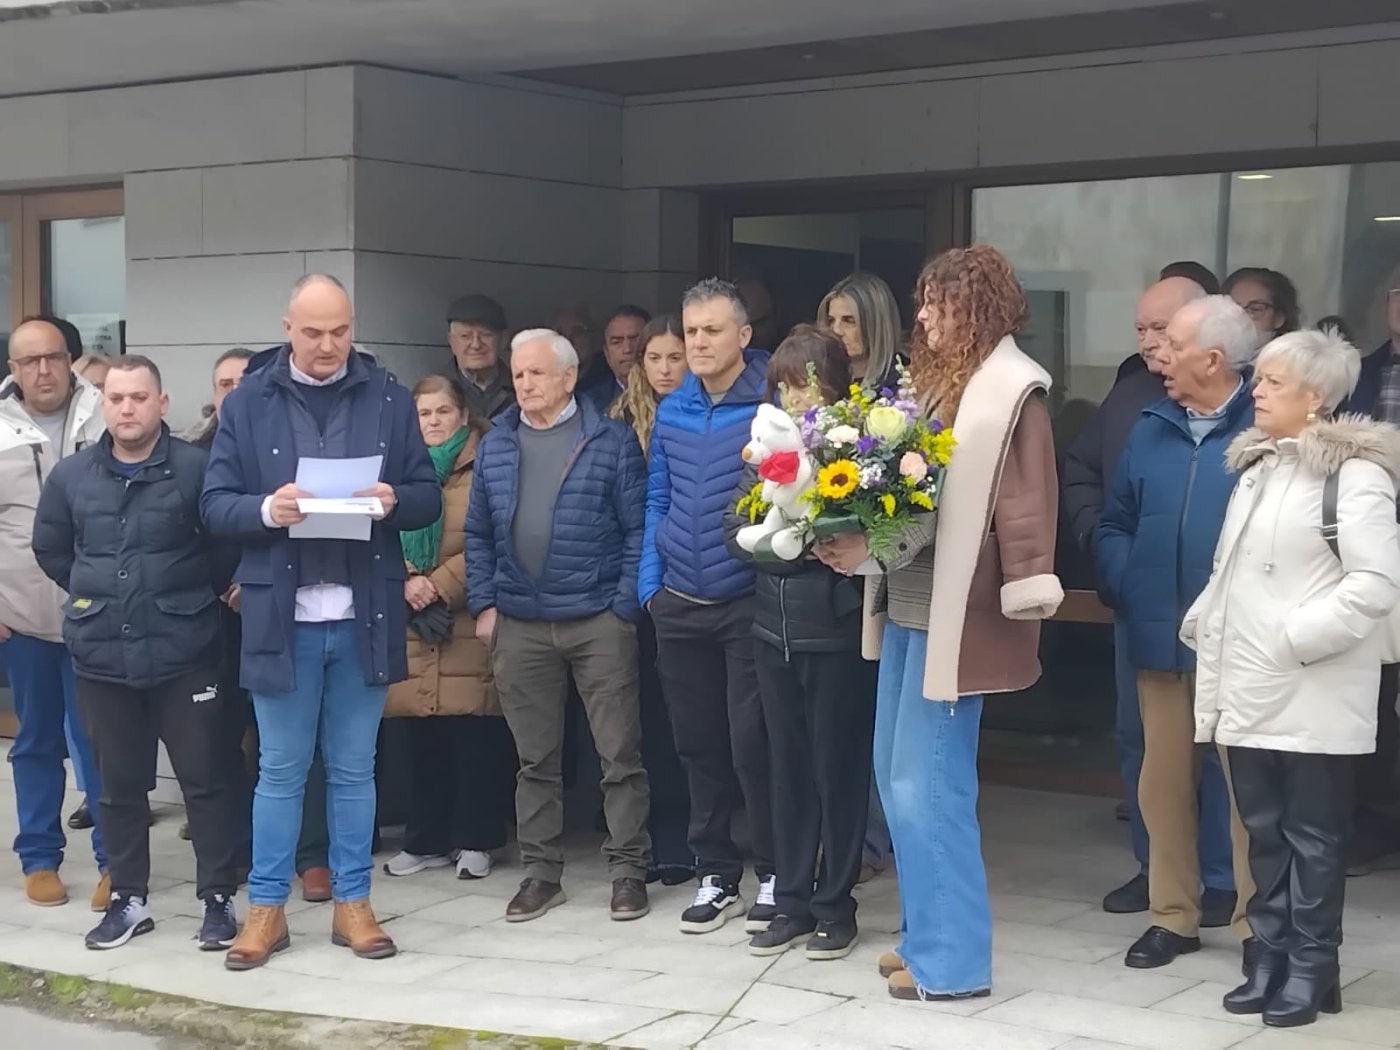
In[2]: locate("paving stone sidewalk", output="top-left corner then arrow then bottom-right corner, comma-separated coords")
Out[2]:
2,743 -> 1398,1049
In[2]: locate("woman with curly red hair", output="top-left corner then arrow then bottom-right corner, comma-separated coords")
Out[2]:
817,245 -> 1064,1000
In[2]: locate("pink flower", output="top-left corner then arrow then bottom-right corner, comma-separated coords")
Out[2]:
899,451 -> 929,483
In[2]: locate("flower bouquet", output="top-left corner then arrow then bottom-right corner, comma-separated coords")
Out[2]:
736,367 -> 955,561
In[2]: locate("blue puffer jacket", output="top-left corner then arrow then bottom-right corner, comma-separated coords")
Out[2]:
639,348 -> 770,606
1095,388 -> 1254,673
465,397 -> 646,623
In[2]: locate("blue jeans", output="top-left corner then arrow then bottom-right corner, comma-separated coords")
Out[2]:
874,623 -> 990,995
248,622 -> 385,905
1114,618 -> 1234,890
3,633 -> 105,874
64,717 -> 86,794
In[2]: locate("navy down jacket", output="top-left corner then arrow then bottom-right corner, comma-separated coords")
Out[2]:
1095,388 -> 1254,673
639,348 -> 770,605
465,397 -> 646,623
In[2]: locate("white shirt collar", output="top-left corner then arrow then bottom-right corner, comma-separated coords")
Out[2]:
520,397 -> 579,431
289,356 -> 349,387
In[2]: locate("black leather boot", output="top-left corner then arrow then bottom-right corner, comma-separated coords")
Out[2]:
1223,942 -> 1288,1015
1263,966 -> 1342,1027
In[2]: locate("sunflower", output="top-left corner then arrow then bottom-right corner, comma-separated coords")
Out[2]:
815,459 -> 860,500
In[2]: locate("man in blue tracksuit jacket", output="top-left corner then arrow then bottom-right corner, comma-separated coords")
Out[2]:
1096,294 -> 1260,971
640,277 -> 775,935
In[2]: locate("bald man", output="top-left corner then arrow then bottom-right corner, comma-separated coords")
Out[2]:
1061,275 -> 1239,923
201,274 -> 440,970
0,319 -> 108,907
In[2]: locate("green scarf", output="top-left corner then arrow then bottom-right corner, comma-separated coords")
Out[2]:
400,426 -> 469,573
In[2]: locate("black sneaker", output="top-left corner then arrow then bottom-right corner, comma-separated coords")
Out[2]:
1200,887 -> 1237,929
745,875 -> 777,934
198,893 -> 238,951
85,894 -> 154,950
749,914 -> 815,956
679,875 -> 744,934
806,918 -> 859,960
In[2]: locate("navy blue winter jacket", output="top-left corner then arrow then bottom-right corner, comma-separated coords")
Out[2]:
465,397 -> 646,623
1095,388 -> 1254,673
200,346 -> 440,695
639,348 -> 770,605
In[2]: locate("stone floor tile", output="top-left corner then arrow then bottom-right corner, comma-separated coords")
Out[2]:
993,919 -> 1127,964
993,950 -> 1199,1008
603,972 -> 753,1015
1148,981 -> 1261,1028
420,924 -> 625,963
597,940 -> 778,980
1230,1029 -> 1400,1050
731,981 -> 846,1024
992,892 -> 1102,928
265,944 -> 469,986
607,1011 -> 731,1049
382,890 -> 514,927
1053,1042 -> 1142,1050
788,997 -> 1067,1050
697,1018 -> 887,1049
0,928 -> 134,979
374,915 -> 472,952
423,957 -> 656,1000
1342,969 -> 1400,1010
977,991 -> 1255,1049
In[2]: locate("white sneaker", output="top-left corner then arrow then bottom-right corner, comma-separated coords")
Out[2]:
456,850 -> 492,880
382,850 -> 451,877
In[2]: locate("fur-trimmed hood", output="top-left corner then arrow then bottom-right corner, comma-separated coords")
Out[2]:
1226,414 -> 1400,481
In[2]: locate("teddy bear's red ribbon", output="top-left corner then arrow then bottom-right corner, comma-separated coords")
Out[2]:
757,450 -> 801,485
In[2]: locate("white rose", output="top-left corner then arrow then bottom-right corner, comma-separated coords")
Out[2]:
826,424 -> 860,446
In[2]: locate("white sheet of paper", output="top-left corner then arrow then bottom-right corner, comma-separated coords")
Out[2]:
295,497 -> 384,516
289,456 -> 384,541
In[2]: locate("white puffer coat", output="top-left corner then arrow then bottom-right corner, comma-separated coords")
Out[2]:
1182,416 -> 1400,755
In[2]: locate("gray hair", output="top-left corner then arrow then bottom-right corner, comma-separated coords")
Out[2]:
818,273 -> 902,390
683,277 -> 749,327
511,328 -> 578,372
1254,329 -> 1362,415
1190,295 -> 1264,371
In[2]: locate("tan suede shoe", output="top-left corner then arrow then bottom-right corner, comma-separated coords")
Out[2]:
25,870 -> 68,907
877,949 -> 906,977
90,871 -> 111,912
331,899 -> 397,959
224,904 -> 290,971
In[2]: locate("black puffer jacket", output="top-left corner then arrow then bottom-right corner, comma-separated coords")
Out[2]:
32,427 -> 234,688
723,466 -> 864,655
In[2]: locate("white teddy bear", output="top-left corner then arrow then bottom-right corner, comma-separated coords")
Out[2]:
735,403 -> 815,561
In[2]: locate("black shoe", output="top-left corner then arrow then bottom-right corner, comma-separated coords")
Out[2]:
1102,873 -> 1149,914
1124,926 -> 1200,969
67,804 -> 93,831
806,918 -> 859,961
1200,887 -> 1237,929
679,875 -> 743,934
178,821 -> 192,842
745,875 -> 777,934
198,893 -> 238,951
1223,943 -> 1287,1015
85,894 -> 155,950
1241,935 -> 1262,977
749,914 -> 815,956
1263,970 -> 1343,1027
646,863 -> 697,887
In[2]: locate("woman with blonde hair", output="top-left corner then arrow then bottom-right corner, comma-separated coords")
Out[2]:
1184,329 -> 1400,1027
818,273 -> 904,390
816,245 -> 1063,1000
73,353 -> 114,390
609,314 -> 686,450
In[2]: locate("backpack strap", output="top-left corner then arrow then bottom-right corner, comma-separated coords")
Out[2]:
1321,469 -> 1340,560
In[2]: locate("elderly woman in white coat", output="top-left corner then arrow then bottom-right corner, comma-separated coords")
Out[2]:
1183,329 -> 1400,1029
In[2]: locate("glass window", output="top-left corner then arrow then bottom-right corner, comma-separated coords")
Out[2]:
43,214 -> 126,356
0,216 -> 12,369
974,162 -> 1400,416
729,208 -> 925,347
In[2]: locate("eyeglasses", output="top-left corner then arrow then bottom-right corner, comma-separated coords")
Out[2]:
1241,300 -> 1275,319
10,351 -> 69,372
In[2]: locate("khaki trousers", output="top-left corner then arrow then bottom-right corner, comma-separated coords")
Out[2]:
1137,670 -> 1253,938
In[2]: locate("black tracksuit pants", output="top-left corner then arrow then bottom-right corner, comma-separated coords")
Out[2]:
76,668 -> 242,901
756,643 -> 875,924
403,714 -> 517,856
1229,745 -> 1350,970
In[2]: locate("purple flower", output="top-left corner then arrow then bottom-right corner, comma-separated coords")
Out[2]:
855,434 -> 879,455
879,386 -> 895,399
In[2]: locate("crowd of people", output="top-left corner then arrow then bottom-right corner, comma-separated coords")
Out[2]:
1,245 -> 1397,1028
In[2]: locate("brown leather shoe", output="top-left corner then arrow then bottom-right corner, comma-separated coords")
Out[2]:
331,899 -> 397,959
877,949 -> 906,977
224,904 -> 290,971
505,878 -> 566,922
90,871 -> 111,912
300,866 -> 332,903
610,877 -> 650,921
25,870 -> 68,907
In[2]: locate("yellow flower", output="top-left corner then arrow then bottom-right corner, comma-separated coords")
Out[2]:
880,493 -> 896,516
910,489 -> 934,510
932,429 -> 957,465
849,383 -> 863,398
815,459 -> 860,500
